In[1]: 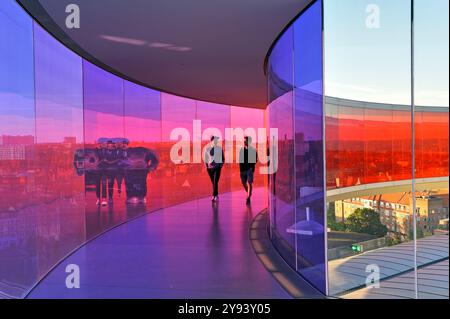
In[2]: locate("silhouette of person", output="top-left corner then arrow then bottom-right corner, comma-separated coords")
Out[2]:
100,140 -> 119,205
94,139 -> 108,206
204,136 -> 225,202
115,139 -> 129,196
239,136 -> 258,205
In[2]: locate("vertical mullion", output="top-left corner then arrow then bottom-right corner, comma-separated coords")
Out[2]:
410,0 -> 419,300
321,0 -> 329,297
292,24 -> 298,273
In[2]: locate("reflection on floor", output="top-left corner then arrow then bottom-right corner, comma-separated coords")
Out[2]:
0,192 -> 87,299
329,234 -> 449,296
27,188 -> 292,298
83,188 -> 156,240
342,259 -> 449,299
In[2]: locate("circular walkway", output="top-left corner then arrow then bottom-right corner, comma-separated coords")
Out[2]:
27,188 -> 291,298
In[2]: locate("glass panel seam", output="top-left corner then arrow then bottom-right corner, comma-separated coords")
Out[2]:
411,0 -> 419,299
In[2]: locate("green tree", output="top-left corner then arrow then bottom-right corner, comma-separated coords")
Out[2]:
327,208 -> 336,226
408,227 -> 424,240
327,208 -> 346,231
345,208 -> 388,237
386,233 -> 403,246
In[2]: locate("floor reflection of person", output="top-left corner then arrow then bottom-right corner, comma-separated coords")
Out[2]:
104,140 -> 119,204
239,136 -> 258,206
94,140 -> 108,206
204,136 -> 225,202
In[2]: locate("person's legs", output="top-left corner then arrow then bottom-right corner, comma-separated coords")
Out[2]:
241,169 -> 254,205
207,168 -> 216,198
240,171 -> 249,193
207,168 -> 214,184
126,170 -> 138,200
124,169 -> 132,199
247,169 -> 254,198
213,167 -> 222,197
273,172 -> 276,195
107,172 -> 115,201
137,170 -> 148,200
93,172 -> 101,204
100,171 -> 107,205
247,182 -> 253,201
117,170 -> 124,194
125,170 -> 148,202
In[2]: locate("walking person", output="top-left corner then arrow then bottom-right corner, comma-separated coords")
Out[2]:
204,136 -> 225,202
239,136 -> 258,205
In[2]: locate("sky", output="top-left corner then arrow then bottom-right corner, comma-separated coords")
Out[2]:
324,0 -> 449,107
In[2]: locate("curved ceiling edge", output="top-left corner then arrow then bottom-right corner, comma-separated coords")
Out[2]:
16,0 -> 214,106
17,0 -> 316,109
263,0 -> 319,75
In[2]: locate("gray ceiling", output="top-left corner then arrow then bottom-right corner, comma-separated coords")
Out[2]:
18,0 -> 314,108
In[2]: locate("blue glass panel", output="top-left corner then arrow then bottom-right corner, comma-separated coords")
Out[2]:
267,26 -> 296,268
268,27 -> 294,103
293,0 -> 326,294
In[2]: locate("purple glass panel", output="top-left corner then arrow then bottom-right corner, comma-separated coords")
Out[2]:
82,61 -> 132,238
33,21 -> 86,290
0,0 -> 36,298
83,61 -> 124,145
124,81 -> 163,211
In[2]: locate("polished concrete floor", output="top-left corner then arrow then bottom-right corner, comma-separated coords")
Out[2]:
27,188 -> 292,298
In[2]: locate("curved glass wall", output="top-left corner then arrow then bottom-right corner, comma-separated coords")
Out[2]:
267,0 -> 449,298
0,0 -> 266,298
268,0 -> 326,294
267,25 -> 295,270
